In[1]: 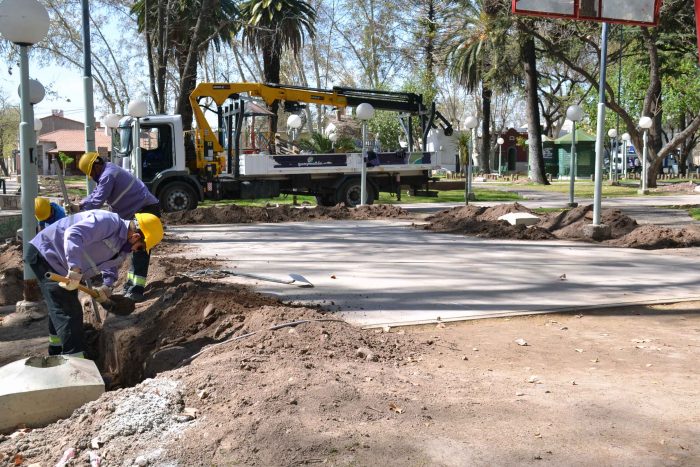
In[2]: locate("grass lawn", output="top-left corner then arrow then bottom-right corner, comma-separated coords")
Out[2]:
688,208 -> 700,221
200,188 -> 521,208
509,181 -> 640,198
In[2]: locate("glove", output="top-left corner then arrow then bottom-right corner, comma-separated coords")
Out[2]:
58,270 -> 82,291
95,285 -> 112,303
65,203 -> 80,214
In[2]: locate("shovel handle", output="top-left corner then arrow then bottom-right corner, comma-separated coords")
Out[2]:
45,272 -> 100,298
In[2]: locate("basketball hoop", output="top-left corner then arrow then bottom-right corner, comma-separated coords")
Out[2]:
512,0 -> 662,27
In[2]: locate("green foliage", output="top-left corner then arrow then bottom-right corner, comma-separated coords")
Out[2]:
367,110 -> 403,151
297,132 -> 333,153
57,152 -> 73,175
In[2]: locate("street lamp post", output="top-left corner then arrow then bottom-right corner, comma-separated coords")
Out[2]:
638,116 -> 652,195
23,79 -> 44,183
497,137 -> 504,176
287,114 -> 303,143
566,105 -> 584,208
356,103 -> 375,206
608,128 -> 618,183
127,99 -> 148,180
0,0 -> 50,296
621,132 -> 631,179
464,116 -> 478,204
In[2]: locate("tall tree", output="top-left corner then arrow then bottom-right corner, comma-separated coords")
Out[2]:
238,0 -> 316,133
444,0 -> 517,173
132,0 -> 238,125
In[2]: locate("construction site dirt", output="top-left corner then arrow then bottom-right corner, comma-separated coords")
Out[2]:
0,203 -> 698,465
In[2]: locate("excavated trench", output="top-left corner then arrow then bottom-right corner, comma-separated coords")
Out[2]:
90,273 -> 321,389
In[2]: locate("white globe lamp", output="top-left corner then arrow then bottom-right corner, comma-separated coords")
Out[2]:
287,114 -> 302,129
0,0 -> 50,46
566,105 -> 584,122
356,103 -> 375,121
128,99 -> 148,118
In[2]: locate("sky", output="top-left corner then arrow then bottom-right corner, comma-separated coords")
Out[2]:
0,53 -> 92,123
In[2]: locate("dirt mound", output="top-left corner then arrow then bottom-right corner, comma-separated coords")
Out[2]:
425,202 -> 533,233
163,204 -> 410,225
0,241 -> 23,306
654,181 -> 698,193
607,224 -> 700,249
0,267 -> 423,465
421,202 -> 700,249
539,205 -> 638,240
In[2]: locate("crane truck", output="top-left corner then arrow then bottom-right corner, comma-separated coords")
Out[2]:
112,82 -> 457,211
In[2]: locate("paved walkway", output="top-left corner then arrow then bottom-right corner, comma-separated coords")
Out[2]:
168,220 -> 700,328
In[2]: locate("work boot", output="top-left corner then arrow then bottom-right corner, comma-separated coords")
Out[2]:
124,286 -> 146,303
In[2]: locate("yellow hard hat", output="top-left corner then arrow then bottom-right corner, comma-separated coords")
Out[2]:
78,152 -> 99,176
134,213 -> 164,253
35,197 -> 51,221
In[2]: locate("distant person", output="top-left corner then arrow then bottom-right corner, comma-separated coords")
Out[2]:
34,197 -> 66,230
25,210 -> 163,357
73,152 -> 161,302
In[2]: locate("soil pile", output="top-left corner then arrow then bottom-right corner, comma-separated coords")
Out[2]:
164,204 -> 409,225
424,203 -> 555,240
539,205 -> 638,239
654,181 -> 698,193
0,270 -> 423,466
608,224 -> 700,249
0,241 -> 23,306
423,202 -> 700,249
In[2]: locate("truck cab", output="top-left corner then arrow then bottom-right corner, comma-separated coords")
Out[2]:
113,114 -> 203,212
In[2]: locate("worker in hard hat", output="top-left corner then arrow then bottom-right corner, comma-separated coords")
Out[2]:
24,210 -> 164,358
72,152 -> 162,302
34,197 -> 66,230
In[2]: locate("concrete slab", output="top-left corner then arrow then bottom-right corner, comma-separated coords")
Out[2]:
497,212 -> 540,226
0,356 -> 104,433
168,220 -> 700,328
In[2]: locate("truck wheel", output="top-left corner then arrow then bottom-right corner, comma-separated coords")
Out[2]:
336,179 -> 375,207
159,182 -> 198,212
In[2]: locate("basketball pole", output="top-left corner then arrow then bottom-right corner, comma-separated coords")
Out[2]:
592,22 -> 609,227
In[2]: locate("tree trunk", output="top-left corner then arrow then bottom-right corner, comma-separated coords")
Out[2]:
262,41 -> 282,135
174,0 -> 215,131
480,86 -> 492,173
521,34 -> 548,184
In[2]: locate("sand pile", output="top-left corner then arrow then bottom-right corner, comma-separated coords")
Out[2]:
0,241 -> 23,306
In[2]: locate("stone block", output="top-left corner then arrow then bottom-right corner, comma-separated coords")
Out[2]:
0,356 -> 104,433
498,212 -> 540,226
582,223 -> 611,241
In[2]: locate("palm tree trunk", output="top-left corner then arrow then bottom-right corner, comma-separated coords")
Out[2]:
521,33 -> 548,185
480,85 -> 492,173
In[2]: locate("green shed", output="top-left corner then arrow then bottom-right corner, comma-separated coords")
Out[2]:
554,129 -> 596,179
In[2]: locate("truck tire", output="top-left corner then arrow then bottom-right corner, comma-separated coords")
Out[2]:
336,179 -> 375,207
159,182 -> 198,212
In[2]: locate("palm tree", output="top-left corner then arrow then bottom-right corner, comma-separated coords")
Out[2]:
237,0 -> 316,133
444,0 -> 516,174
132,0 -> 238,126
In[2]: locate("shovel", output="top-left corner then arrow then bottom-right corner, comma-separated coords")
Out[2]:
45,272 -> 136,316
186,268 -> 314,288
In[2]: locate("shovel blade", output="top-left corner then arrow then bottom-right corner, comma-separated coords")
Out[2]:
288,273 -> 314,288
101,295 -> 136,315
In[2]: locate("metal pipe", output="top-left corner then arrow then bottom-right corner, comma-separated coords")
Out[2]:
360,121 -> 367,206
568,121 -> 577,207
467,128 -> 474,203
642,130 -> 649,192
19,45 -> 37,281
593,22 -> 609,226
82,0 -> 96,193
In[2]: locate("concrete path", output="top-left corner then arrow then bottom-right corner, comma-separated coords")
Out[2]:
168,220 -> 700,328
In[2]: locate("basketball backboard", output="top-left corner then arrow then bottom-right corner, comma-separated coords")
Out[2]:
512,0 -> 662,27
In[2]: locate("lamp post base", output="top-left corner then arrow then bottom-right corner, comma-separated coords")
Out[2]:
466,192 -> 476,201
637,189 -> 649,195
567,202 -> 578,208
583,223 -> 611,241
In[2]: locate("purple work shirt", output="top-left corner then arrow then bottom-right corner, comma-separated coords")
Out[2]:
80,161 -> 159,219
30,210 -> 132,287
